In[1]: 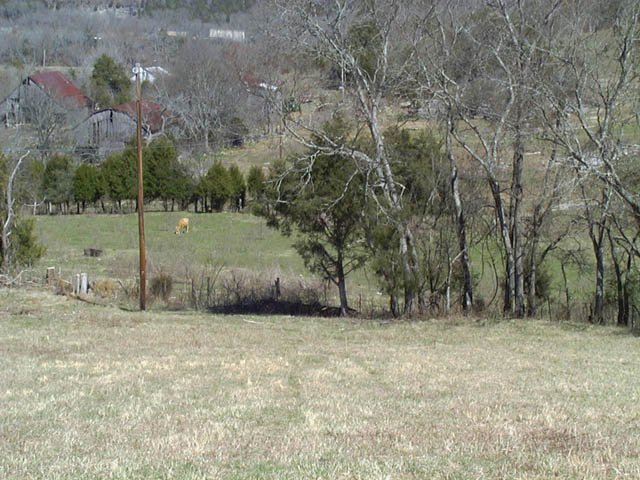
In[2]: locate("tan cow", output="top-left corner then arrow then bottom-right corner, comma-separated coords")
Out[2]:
175,217 -> 189,235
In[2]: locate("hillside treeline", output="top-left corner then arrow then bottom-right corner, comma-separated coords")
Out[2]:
0,0 -> 254,19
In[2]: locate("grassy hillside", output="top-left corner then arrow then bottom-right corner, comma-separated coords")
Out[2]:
0,288 -> 638,479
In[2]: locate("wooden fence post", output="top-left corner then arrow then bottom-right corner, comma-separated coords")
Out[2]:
46,267 -> 56,286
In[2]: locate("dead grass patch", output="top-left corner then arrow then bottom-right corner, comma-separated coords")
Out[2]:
0,289 -> 638,479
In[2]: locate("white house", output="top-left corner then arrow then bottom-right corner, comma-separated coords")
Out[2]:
130,66 -> 169,84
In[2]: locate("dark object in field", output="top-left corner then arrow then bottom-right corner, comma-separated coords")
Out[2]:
83,248 -> 103,257
209,299 -> 355,317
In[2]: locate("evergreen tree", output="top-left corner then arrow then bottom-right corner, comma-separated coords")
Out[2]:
145,137 -> 192,211
72,163 -> 103,213
10,218 -> 46,268
227,164 -> 245,211
203,161 -> 231,212
101,150 -> 136,211
246,165 -> 266,205
260,116 -> 368,315
91,54 -> 132,107
42,154 -> 75,214
0,154 -> 45,271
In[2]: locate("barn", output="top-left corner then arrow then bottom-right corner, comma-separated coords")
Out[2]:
73,100 -> 170,159
0,70 -> 92,127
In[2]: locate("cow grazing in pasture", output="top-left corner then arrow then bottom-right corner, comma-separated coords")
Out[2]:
175,217 -> 189,235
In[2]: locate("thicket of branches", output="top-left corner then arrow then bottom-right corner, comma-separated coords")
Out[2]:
253,0 -> 640,323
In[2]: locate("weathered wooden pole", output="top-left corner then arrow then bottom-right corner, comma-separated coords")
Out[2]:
135,63 -> 147,310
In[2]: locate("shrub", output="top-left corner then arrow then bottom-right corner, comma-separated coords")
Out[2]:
9,217 -> 46,268
150,272 -> 173,302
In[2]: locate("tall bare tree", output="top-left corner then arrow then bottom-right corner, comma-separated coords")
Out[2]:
424,0 -> 571,316
540,1 -> 640,228
1,151 -> 29,274
538,1 -> 640,322
156,41 -> 246,153
268,0 -> 432,314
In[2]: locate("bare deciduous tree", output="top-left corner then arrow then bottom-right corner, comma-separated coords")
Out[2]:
156,41 -> 246,154
541,2 -> 640,226
268,0 -> 432,314
1,151 -> 29,274
424,0 -> 574,317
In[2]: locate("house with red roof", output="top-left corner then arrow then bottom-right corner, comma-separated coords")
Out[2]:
0,70 -> 93,127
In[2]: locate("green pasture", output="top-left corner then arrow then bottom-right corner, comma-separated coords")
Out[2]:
33,211 -> 378,310
33,210 -> 595,314
35,211 -> 304,279
0,288 -> 638,479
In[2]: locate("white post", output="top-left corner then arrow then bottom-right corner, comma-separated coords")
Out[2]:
80,273 -> 88,295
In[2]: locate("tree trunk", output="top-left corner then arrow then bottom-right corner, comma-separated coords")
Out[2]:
335,251 -> 349,316
527,256 -> 538,317
561,261 -> 571,319
2,152 -> 28,273
367,97 -> 420,315
489,178 -> 515,314
590,223 -> 606,324
390,293 -> 400,318
527,207 -> 541,317
593,241 -> 605,324
511,129 -> 525,318
608,229 -> 629,327
446,119 -> 473,312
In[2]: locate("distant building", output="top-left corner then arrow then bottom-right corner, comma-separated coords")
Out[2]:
165,30 -> 188,38
130,66 -> 169,84
88,4 -> 141,17
209,29 -> 245,42
74,100 -> 171,159
0,71 -> 92,127
240,72 -> 278,93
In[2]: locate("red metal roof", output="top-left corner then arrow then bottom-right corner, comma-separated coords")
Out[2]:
111,100 -> 167,133
29,71 -> 91,108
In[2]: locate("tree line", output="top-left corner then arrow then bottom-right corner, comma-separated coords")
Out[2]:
251,0 -> 640,324
26,137 -> 260,215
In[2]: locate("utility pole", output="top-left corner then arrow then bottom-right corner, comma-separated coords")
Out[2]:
134,63 -> 147,310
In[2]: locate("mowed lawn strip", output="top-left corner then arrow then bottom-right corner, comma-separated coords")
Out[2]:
1,289 -> 638,479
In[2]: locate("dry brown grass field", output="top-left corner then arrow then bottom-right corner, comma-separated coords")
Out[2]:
1,288 -> 638,479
